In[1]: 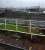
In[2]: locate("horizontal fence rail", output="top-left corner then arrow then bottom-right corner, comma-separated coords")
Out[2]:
0,18 -> 45,38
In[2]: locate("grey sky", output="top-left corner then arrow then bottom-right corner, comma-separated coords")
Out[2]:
0,0 -> 45,8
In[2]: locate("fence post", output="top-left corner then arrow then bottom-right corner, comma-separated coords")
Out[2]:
5,18 -> 6,30
30,20 -> 33,39
30,20 -> 31,33
16,19 -> 18,31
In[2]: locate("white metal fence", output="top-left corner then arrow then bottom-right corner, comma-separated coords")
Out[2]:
0,18 -> 32,33
0,18 -> 45,38
0,18 -> 45,32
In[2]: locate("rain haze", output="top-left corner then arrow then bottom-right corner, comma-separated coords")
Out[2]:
0,0 -> 45,8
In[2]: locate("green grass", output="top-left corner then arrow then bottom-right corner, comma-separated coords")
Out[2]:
17,25 -> 28,32
0,23 -> 29,33
0,23 -> 5,29
6,24 -> 16,30
0,23 -> 40,34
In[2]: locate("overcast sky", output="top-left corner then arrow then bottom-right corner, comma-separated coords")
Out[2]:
0,0 -> 45,8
